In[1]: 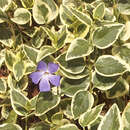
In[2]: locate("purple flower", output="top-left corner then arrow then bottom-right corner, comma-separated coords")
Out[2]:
29,61 -> 60,92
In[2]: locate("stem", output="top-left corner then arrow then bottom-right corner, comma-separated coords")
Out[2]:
7,21 -> 16,48
25,116 -> 28,130
87,56 -> 93,93
83,127 -> 86,130
57,86 -> 60,95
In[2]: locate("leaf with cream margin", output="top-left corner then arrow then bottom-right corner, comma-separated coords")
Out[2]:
11,8 -> 31,25
98,104 -> 123,130
70,8 -> 92,26
93,24 -> 124,49
93,3 -> 105,20
0,0 -> 12,11
71,90 -> 94,119
95,55 -> 127,77
56,52 -> 86,74
79,104 -> 104,127
33,0 -> 58,24
66,38 -> 93,61
106,78 -> 129,99
122,102 -> 130,130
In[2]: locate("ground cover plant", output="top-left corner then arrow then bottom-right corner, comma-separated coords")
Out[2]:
0,0 -> 130,129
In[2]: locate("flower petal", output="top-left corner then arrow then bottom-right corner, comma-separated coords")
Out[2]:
49,75 -> 60,86
37,61 -> 47,71
39,78 -> 51,92
29,72 -> 43,84
48,62 -> 59,74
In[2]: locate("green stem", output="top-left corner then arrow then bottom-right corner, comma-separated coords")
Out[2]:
87,56 -> 93,93
57,86 -> 60,95
25,116 -> 28,130
7,21 -> 16,48
83,127 -> 86,130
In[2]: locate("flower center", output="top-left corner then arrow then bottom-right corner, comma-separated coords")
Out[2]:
44,72 -> 49,75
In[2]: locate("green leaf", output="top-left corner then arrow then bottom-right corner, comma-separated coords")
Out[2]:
117,0 -> 130,15
121,21 -> 130,41
93,24 -> 124,49
44,106 -> 60,123
56,52 -> 85,74
0,123 -> 22,130
106,78 -> 129,99
61,76 -> 90,97
1,105 -> 10,119
88,116 -> 103,130
60,67 -> 89,79
116,98 -> 126,112
8,1 -> 17,11
43,27 -> 56,44
10,88 -> 30,116
74,22 -> 89,38
33,0 -> 58,24
79,104 -> 104,127
62,0 -> 81,7
60,5 -> 76,25
92,72 -> 118,90
23,45 -> 39,64
44,26 -> 67,49
23,28 -> 35,38
0,50 -> 5,67
95,55 -> 127,77
71,90 -> 94,119
70,8 -> 92,26
66,19 -> 89,42
112,43 -> 130,70
8,74 -> 28,93
11,8 -> 31,25
38,114 -> 47,122
33,1 -> 49,24
17,76 -> 28,90
36,92 -> 60,116
51,112 -> 63,125
93,3 -> 105,20
0,8 -> 8,23
13,60 -> 26,81
98,104 -> 123,130
20,0 -> 34,9
60,98 -> 73,119
36,45 -> 56,62
41,55 -> 54,64
14,34 -> 23,48
0,26 -> 13,47
0,78 -> 7,93
31,26 -> 45,48
91,0 -> 101,7
57,26 -> 67,49
7,74 -> 16,89
29,122 -> 50,130
122,102 -> 130,130
0,98 -> 10,107
66,38 -> 93,61
0,0 -> 12,11
104,8 -> 116,22
5,50 -> 16,71
57,124 -> 79,130
4,110 -> 17,124
29,95 -> 38,110
24,60 -> 36,75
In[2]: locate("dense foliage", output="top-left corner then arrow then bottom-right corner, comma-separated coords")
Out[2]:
0,0 -> 130,130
